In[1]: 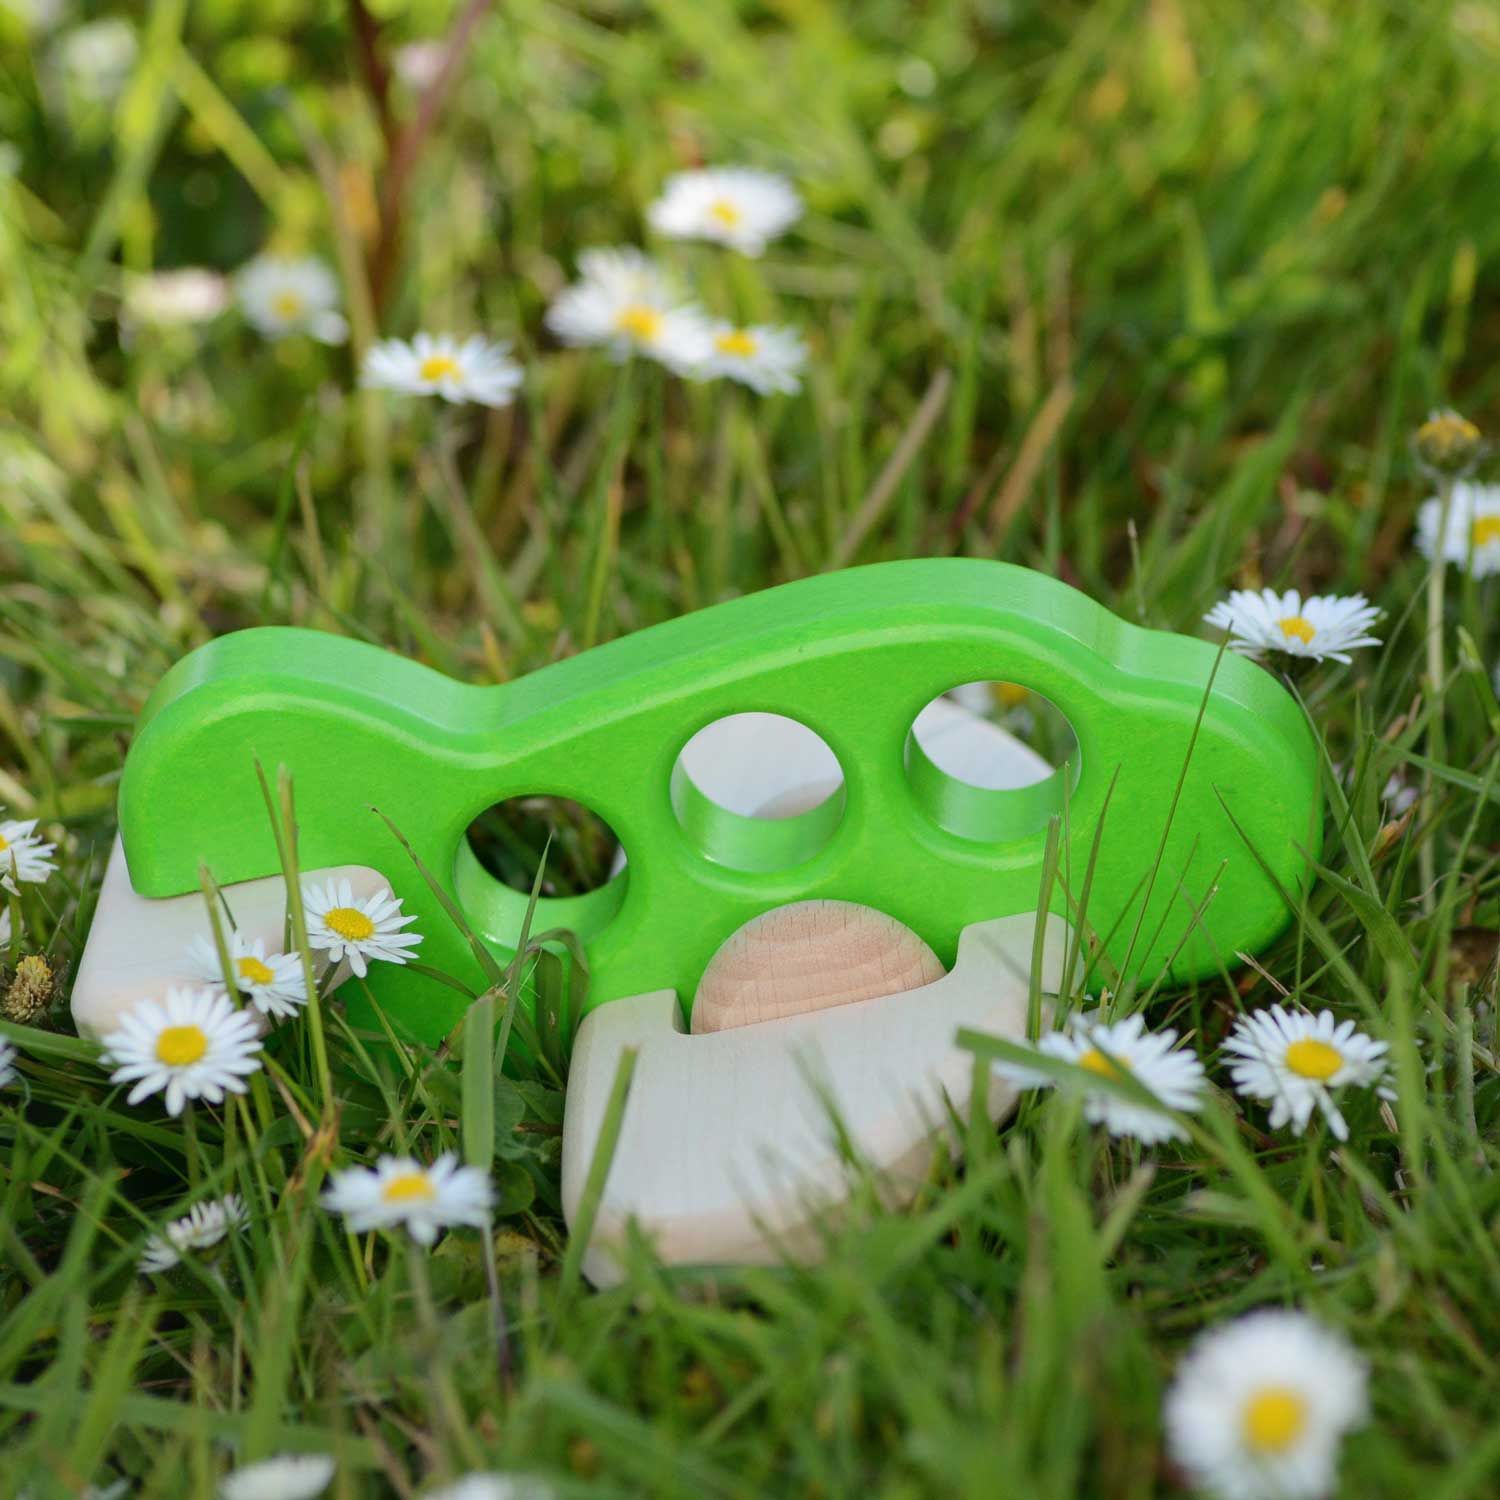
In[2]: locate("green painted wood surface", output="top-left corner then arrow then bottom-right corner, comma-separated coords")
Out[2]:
117,560 -> 1320,1044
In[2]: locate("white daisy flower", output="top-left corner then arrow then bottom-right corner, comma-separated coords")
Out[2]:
647,167 -> 802,256
544,247 -> 711,369
688,321 -> 807,395
100,987 -> 264,1117
393,40 -> 446,91
235,255 -> 348,345
362,333 -> 524,408
322,1152 -> 493,1246
1164,1308 -> 1368,1500
0,812 -> 57,890
992,1010 -> 1206,1144
219,1453 -> 335,1500
1380,771 -> 1417,817
139,1193 -> 248,1274
301,879 -> 421,979
124,267 -> 229,328
185,932 -> 307,1020
1415,480 -> 1500,578
1222,1005 -> 1391,1142
425,1476 -> 555,1500
0,1038 -> 16,1090
52,18 -> 138,103
1203,588 -> 1381,664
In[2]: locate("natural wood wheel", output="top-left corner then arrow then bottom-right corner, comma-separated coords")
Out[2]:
690,899 -> 946,1034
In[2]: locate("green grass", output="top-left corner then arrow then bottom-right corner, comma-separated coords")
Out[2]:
2,0 -> 1500,1494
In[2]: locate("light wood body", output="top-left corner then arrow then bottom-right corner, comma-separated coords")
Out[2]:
562,912 -> 1067,1286
70,835 -> 388,1037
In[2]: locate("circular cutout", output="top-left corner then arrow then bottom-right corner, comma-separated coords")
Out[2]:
906,683 -> 1079,842
671,712 -> 846,872
457,795 -> 627,944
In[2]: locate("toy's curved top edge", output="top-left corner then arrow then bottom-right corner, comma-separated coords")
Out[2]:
129,559 -> 1311,763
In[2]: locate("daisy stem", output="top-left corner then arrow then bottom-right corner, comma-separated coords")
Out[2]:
257,761 -> 335,1111
198,863 -> 243,1003
1418,473 -> 1454,914
5,888 -> 19,965
182,1103 -> 202,1189
481,1215 -> 515,1393
407,1238 -> 486,1469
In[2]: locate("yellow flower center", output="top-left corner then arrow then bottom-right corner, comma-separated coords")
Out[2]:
714,329 -> 758,358
614,305 -> 662,343
0,833 -> 8,851
708,197 -> 742,227
324,906 -> 375,942
382,1172 -> 437,1205
1473,517 -> 1500,547
996,681 -> 1029,708
1079,1048 -> 1130,1080
1278,616 -> 1316,644
1284,1038 -> 1344,1080
155,1025 -> 209,1067
271,289 -> 305,321
236,955 -> 275,987
1241,1385 -> 1308,1453
418,354 -> 461,382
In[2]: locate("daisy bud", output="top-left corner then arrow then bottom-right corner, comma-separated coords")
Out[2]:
1,953 -> 59,1023
1413,407 -> 1482,478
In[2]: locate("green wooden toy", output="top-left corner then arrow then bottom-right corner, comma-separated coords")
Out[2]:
116,558 -> 1320,1045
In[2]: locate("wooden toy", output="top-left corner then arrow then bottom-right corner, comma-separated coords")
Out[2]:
76,558 -> 1321,1279
70,688 -> 1047,1036
562,911 -> 1070,1285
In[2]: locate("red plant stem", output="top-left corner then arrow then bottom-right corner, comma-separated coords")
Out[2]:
360,0 -> 495,315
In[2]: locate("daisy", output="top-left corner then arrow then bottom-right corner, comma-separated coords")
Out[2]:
1415,480 -> 1500,578
1379,771 -> 1417,817
301,878 -> 421,979
219,1454 -> 335,1500
124,267 -> 229,328
139,1194 -> 248,1274
0,1038 -> 16,1090
425,1476 -> 555,1500
1222,1005 -> 1391,1141
361,333 -> 523,408
186,932 -> 307,1020
992,1011 -> 1206,1144
52,18 -> 138,103
647,167 -> 802,256
322,1153 -> 493,1246
688,321 -> 807,395
393,40 -> 446,91
544,247 -> 711,369
1203,589 -> 1381,664
235,255 -> 348,345
100,987 -> 263,1117
1164,1308 -> 1368,1500
0,811 -> 57,890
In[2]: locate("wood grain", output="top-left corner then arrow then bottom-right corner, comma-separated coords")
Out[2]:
690,899 -> 946,1034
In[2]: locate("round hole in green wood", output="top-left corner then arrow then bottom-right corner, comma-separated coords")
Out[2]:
457,795 -> 628,948
905,683 -> 1080,843
669,713 -> 847,873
